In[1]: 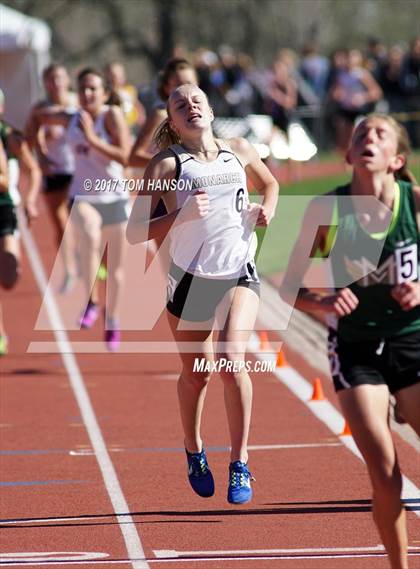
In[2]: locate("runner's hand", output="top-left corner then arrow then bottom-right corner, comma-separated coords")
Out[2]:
78,110 -> 97,143
178,190 -> 210,223
246,203 -> 273,227
391,282 -> 420,311
319,288 -> 359,317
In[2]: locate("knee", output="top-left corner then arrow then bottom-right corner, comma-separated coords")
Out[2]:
77,222 -> 101,249
217,352 -> 247,384
180,368 -> 212,391
370,461 -> 402,498
109,266 -> 124,284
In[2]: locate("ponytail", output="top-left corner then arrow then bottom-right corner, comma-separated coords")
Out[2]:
106,89 -> 122,107
395,164 -> 418,184
153,117 -> 181,150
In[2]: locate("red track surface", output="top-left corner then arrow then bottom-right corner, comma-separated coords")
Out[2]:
1,199 -> 419,569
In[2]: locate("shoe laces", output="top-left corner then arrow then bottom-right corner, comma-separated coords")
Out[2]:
190,452 -> 209,477
229,462 -> 255,487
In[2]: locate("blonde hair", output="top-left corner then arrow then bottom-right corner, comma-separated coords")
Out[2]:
360,113 -> 417,184
153,116 -> 181,150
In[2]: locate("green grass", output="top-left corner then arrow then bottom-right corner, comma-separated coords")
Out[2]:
253,173 -> 350,276
409,152 -> 420,181
254,152 -> 420,277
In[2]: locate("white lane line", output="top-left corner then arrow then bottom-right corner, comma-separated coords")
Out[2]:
249,334 -> 420,517
154,544 -> 420,558
248,442 -> 341,450
67,443 -> 341,455
1,551 -> 420,566
18,210 -> 149,569
0,442 -> 342,462
0,553 -> 109,562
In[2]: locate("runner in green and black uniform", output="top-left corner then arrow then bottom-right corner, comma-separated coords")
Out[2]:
328,177 -> 420,393
0,90 -> 41,355
0,121 -> 18,356
281,114 -> 420,569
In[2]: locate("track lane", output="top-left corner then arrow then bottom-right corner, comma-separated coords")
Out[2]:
1,202 -> 419,569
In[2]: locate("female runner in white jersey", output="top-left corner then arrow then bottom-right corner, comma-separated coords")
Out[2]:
26,64 -> 78,293
127,84 -> 278,504
30,68 -> 131,351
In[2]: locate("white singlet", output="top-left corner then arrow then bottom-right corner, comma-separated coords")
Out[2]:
169,140 -> 257,279
67,106 -> 127,203
42,96 -> 77,175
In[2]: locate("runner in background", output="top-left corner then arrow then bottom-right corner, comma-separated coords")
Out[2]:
29,69 -> 131,352
129,58 -> 198,170
26,63 -> 78,293
0,90 -> 41,355
105,61 -> 146,136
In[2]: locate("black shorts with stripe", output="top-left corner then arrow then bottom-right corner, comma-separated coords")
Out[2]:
328,328 -> 420,394
167,261 -> 260,322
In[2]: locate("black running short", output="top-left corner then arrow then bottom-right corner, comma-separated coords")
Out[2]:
167,261 -> 260,322
0,204 -> 17,237
43,174 -> 73,193
328,329 -> 420,394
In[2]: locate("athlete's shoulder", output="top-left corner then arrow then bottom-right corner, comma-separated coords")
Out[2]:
146,148 -> 177,177
103,105 -> 129,138
105,104 -> 125,122
225,137 -> 258,166
225,137 -> 252,154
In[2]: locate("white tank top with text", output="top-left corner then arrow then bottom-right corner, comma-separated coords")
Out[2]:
169,140 -> 257,279
67,106 -> 127,203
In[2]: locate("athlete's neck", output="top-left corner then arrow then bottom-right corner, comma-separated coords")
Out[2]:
351,171 -> 397,210
49,91 -> 70,106
181,133 -> 219,159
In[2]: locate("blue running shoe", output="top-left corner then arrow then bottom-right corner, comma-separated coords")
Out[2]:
186,448 -> 215,498
227,461 -> 255,505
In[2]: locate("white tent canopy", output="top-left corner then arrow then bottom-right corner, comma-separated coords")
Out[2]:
0,3 -> 51,129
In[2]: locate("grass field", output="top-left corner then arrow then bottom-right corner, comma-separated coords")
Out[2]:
256,153 -> 420,276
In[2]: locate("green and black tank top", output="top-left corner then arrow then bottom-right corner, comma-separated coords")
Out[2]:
327,180 -> 420,341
